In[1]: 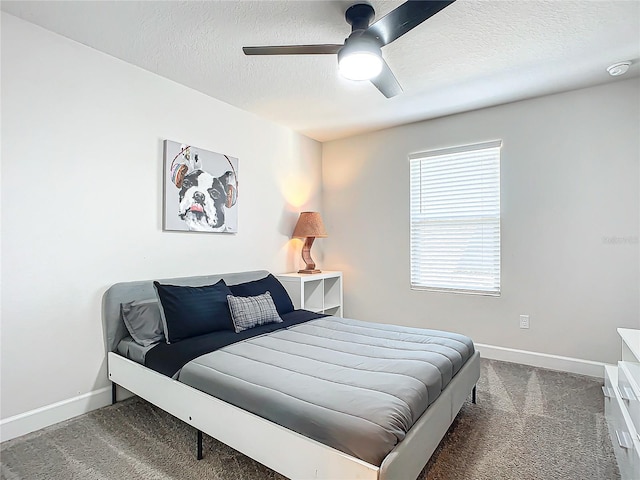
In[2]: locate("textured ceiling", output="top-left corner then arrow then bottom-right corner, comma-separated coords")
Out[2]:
2,0 -> 639,142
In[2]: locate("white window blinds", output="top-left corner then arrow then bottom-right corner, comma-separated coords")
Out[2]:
409,140 -> 501,295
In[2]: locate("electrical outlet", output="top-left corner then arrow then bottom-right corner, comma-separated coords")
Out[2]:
519,315 -> 530,329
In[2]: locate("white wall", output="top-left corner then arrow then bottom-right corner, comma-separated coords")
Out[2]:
0,14 -> 322,421
323,79 -> 640,365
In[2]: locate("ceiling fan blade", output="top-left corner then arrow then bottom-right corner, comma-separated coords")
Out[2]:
370,59 -> 402,98
243,44 -> 343,56
366,0 -> 455,47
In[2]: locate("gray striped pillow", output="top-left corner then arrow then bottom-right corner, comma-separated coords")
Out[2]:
227,291 -> 283,333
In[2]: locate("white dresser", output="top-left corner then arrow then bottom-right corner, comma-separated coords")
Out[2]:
604,328 -> 640,479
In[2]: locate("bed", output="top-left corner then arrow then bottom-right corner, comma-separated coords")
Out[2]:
104,270 -> 480,480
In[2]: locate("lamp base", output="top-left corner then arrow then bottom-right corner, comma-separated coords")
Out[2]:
298,269 -> 321,274
298,237 -> 321,275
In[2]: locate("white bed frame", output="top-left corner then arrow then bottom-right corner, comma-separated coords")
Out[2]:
104,271 -> 481,480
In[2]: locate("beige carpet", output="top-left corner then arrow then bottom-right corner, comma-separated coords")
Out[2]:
1,359 -> 618,480
419,359 -> 617,480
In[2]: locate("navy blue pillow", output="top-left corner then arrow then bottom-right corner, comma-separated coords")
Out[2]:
153,279 -> 233,343
228,274 -> 294,315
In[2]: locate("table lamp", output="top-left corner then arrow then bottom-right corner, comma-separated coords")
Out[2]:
292,212 -> 328,274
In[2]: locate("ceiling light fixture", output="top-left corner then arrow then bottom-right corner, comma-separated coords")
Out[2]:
338,34 -> 383,81
607,61 -> 631,77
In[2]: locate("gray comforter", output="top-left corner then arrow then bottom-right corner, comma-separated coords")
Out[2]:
178,316 -> 475,466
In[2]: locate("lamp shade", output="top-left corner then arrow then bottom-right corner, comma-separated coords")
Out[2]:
292,212 -> 328,238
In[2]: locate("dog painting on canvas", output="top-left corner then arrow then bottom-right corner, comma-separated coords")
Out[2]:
163,141 -> 238,233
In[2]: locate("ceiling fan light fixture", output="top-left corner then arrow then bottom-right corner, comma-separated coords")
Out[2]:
243,1 -> 457,96
339,51 -> 383,80
338,34 -> 383,81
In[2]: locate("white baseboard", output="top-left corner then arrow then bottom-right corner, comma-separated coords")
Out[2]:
0,385 -> 133,443
1,346 -> 605,444
476,343 -> 606,378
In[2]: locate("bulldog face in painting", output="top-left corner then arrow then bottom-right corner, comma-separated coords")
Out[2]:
178,170 -> 236,232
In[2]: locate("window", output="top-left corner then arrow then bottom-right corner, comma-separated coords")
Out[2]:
409,140 -> 501,295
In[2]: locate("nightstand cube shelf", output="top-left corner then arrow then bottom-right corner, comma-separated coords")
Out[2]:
276,271 -> 343,317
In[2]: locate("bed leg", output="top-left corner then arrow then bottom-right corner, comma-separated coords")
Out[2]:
197,429 -> 203,460
472,385 -> 477,404
111,383 -> 117,405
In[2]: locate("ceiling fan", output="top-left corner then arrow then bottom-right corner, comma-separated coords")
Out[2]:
243,1 -> 456,98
